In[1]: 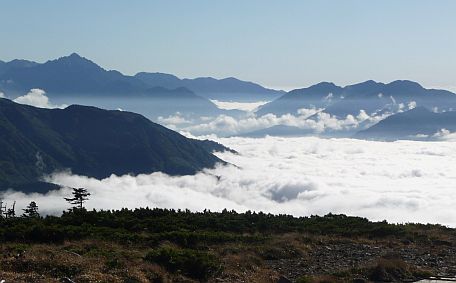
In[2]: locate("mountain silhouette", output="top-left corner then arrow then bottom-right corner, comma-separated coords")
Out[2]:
0,98 -> 230,192
0,53 -> 148,95
257,80 -> 456,117
0,54 -> 242,118
355,107 -> 456,141
0,53 -> 283,102
256,82 -> 343,116
135,72 -> 284,101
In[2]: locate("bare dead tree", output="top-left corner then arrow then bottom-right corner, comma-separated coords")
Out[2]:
6,201 -> 16,218
0,200 -> 5,219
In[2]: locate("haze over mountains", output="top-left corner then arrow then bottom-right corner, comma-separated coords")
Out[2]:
0,53 -> 281,99
0,53 -> 281,119
0,54 -> 222,119
355,107 -> 456,141
257,80 -> 456,118
0,98 -> 229,192
2,53 -> 456,228
2,53 -> 456,141
135,72 -> 284,101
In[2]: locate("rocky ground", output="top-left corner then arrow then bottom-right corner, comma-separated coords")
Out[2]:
2,235 -> 456,283
264,237 -> 456,282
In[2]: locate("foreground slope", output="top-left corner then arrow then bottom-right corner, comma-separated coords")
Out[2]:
0,209 -> 455,282
0,98 -> 227,191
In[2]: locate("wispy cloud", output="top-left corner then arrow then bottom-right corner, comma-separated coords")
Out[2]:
158,112 -> 193,125
210,100 -> 270,112
13,89 -> 67,109
178,109 -> 388,136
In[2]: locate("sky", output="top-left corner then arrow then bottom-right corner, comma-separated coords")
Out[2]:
1,0 -> 455,90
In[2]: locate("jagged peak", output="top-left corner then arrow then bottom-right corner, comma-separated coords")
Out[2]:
68,52 -> 82,58
49,53 -> 99,67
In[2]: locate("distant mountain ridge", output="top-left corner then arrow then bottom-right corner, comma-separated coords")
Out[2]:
0,53 -> 283,101
135,72 -> 284,101
354,107 -> 456,141
257,80 -> 456,117
0,54 -> 241,119
0,98 -> 230,192
0,53 -> 153,96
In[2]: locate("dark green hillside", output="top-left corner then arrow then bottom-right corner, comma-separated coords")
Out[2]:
0,98 -> 229,191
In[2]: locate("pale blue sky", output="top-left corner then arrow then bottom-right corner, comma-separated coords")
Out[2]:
1,0 -> 455,90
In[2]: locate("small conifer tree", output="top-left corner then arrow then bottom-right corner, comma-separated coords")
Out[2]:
22,201 -> 40,218
65,188 -> 91,210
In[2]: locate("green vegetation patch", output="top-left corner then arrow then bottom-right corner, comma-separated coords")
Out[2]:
144,246 -> 220,280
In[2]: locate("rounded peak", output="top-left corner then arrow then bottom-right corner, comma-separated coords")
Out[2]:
64,104 -> 100,111
306,82 -> 341,92
313,81 -> 337,87
349,80 -> 381,87
344,80 -> 384,93
220,77 -> 242,82
135,72 -> 180,80
6,59 -> 39,68
387,80 -> 423,89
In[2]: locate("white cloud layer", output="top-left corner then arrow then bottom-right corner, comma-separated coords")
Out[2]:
157,98 -> 419,137
158,112 -> 192,125
432,129 -> 456,141
13,89 -> 66,109
2,137 -> 456,226
179,109 -> 389,136
210,100 -> 270,112
0,92 -> 5,98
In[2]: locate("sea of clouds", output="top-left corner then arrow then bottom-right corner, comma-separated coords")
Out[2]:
159,99 -> 417,137
3,89 -> 456,225
159,108 -> 391,137
2,136 -> 456,226
6,88 -> 415,138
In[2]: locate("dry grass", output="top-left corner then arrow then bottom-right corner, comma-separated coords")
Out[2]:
0,241 -> 169,282
0,231 -> 449,282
